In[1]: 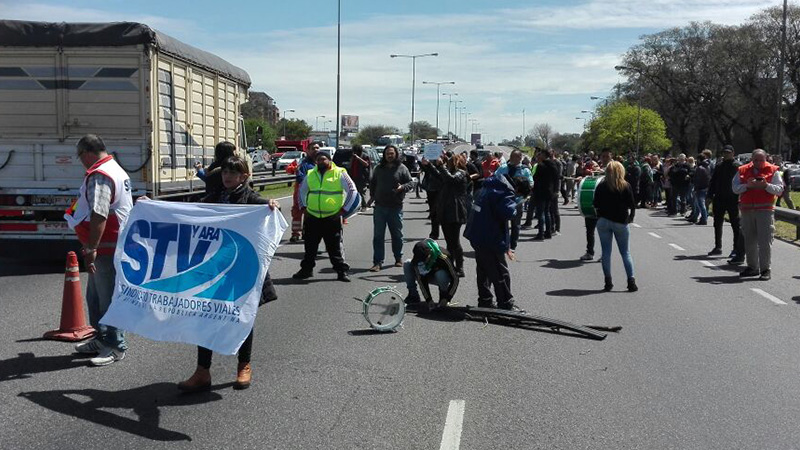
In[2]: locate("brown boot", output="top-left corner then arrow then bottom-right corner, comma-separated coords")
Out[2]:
234,362 -> 251,390
177,365 -> 211,393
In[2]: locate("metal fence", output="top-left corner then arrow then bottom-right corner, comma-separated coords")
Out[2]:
775,206 -> 800,240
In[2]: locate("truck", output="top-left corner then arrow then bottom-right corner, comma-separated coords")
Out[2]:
0,20 -> 252,256
274,138 -> 313,154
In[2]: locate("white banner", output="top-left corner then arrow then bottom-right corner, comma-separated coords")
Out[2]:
423,143 -> 444,161
100,200 -> 287,355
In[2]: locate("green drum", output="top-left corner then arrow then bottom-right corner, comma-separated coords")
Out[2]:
578,176 -> 604,218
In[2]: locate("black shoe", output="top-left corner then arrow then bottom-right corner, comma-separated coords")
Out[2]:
759,269 -> 771,281
707,248 -> 722,256
520,224 -> 532,230
429,234 -> 439,240
604,277 -> 613,292
739,267 -> 759,277
544,233 -> 552,239
696,220 -> 707,225
627,277 -> 638,292
337,272 -> 351,282
404,293 -> 421,305
456,268 -> 465,278
477,299 -> 496,308
292,270 -> 312,280
727,258 -> 744,265
532,234 -> 544,241
498,303 -> 526,313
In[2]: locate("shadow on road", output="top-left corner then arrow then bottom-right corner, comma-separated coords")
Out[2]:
0,259 -> 66,277
546,288 -> 607,297
0,352 -> 89,382
539,259 -> 586,270
18,382 -> 231,442
691,275 -> 746,284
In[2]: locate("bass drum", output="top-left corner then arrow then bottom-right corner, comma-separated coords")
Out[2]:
577,176 -> 604,218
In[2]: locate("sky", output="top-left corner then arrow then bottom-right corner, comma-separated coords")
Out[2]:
2,0 -> 780,143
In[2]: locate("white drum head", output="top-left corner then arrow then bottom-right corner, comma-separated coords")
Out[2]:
362,287 -> 405,332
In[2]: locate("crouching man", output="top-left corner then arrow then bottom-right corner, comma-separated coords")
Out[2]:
403,238 -> 459,312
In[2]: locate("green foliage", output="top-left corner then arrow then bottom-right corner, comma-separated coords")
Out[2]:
585,102 -> 671,154
244,118 -> 278,151
550,133 -> 583,153
276,119 -> 312,141
409,121 -> 439,140
352,125 -> 399,145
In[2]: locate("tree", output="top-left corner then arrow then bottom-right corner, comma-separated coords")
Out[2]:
550,133 -> 583,153
586,102 -> 671,154
244,118 -> 278,151
532,123 -> 553,148
352,125 -> 399,146
276,119 -> 312,140
408,121 -> 439,140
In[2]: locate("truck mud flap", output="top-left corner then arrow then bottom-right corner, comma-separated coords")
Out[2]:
442,306 -> 613,341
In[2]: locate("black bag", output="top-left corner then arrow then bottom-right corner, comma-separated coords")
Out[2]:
259,272 -> 278,306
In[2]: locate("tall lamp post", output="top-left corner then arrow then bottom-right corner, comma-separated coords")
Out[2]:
575,117 -> 587,131
282,109 -> 295,138
775,0 -> 789,158
522,109 -> 526,146
615,65 -> 643,154
390,52 -> 439,144
335,0 -> 341,148
447,98 -> 462,140
463,112 -> 471,142
454,105 -> 465,141
422,81 -> 455,136
315,115 -> 326,130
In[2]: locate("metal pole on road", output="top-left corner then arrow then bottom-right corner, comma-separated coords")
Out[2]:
423,81 -> 455,136
390,53 -> 438,144
443,93 -> 458,140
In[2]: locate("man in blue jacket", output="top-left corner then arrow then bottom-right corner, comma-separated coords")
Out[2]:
464,174 -> 530,310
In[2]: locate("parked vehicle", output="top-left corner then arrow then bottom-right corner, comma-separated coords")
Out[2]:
0,20 -> 251,254
332,147 -> 379,173
276,151 -> 305,170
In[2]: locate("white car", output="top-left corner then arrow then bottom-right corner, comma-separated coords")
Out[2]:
276,151 -> 305,170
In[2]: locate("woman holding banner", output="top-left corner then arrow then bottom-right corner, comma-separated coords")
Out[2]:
178,155 -> 280,392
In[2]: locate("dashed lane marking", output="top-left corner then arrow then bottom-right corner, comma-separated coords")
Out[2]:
700,260 -> 717,269
648,232 -> 662,239
669,243 -> 686,251
631,223 -> 642,228
751,288 -> 787,305
439,400 -> 466,450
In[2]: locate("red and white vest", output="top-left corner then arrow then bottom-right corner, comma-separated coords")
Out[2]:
64,155 -> 133,255
738,162 -> 780,212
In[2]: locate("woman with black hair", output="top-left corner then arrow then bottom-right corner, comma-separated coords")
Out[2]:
194,141 -> 237,196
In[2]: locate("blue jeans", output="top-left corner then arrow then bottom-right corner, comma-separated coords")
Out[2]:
688,189 -> 708,223
535,197 -> 552,236
372,205 -> 404,265
597,218 -> 634,279
89,254 -> 127,351
403,261 -> 451,299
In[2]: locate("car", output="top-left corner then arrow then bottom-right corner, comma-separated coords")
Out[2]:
275,151 -> 305,170
332,147 -> 380,174
784,167 -> 800,191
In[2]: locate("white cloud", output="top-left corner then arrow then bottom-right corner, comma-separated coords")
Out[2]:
0,0 -> 777,140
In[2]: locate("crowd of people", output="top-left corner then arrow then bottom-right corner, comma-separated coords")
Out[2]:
64,132 -> 788,393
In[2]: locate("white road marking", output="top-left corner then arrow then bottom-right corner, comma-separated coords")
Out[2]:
631,223 -> 642,228
439,400 -> 466,450
700,260 -> 717,269
668,243 -> 686,251
276,195 -> 292,201
648,232 -> 662,239
751,288 -> 787,305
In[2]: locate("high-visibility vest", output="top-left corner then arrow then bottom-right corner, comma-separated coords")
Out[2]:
738,162 -> 780,211
305,165 -> 346,218
64,155 -> 133,255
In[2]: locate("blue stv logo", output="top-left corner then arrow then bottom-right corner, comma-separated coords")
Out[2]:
121,221 -> 259,302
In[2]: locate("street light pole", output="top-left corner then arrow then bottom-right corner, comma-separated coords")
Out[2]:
575,117 -> 587,131
390,53 -> 439,144
448,98 -> 462,140
422,81 -> 455,136
282,109 -> 295,137
775,0 -> 788,158
463,112 -> 471,142
522,109 -> 526,146
315,115 -> 326,131
336,0 -> 341,148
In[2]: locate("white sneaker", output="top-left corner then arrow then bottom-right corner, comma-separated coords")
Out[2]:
75,339 -> 105,355
90,347 -> 125,366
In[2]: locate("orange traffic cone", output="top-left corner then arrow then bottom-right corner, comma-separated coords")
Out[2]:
43,251 -> 95,341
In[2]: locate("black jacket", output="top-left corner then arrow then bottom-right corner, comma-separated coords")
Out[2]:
708,159 -> 740,202
533,159 -> 559,200
410,238 -> 458,303
436,166 -> 470,224
693,160 -> 711,191
669,162 -> 691,188
369,162 -> 414,208
593,181 -> 636,224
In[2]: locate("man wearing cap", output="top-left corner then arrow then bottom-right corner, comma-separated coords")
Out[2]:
731,149 -> 783,280
293,149 -> 359,282
708,145 -> 744,262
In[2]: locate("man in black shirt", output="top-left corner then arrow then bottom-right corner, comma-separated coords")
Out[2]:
707,145 -> 744,262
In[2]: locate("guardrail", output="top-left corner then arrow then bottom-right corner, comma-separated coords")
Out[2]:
775,206 -> 800,240
252,173 -> 294,191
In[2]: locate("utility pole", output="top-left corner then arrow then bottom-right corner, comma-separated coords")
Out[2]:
423,81 -> 455,136
522,109 -> 526,146
775,0 -> 788,159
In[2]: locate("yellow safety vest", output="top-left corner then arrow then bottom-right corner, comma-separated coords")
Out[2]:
306,165 -> 346,218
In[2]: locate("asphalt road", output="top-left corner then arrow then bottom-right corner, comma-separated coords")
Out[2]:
2,194 -> 800,449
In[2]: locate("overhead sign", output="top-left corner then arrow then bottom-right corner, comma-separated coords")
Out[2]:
341,115 -> 359,132
100,200 -> 287,355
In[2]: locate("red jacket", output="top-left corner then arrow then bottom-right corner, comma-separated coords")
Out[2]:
738,162 -> 780,211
